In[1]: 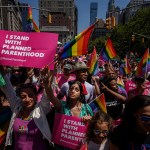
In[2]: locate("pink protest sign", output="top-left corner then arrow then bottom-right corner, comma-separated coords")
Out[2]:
144,81 -> 150,89
0,30 -> 58,69
125,80 -> 136,93
51,113 -> 88,150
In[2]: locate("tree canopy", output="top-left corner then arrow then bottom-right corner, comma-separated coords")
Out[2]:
89,7 -> 150,59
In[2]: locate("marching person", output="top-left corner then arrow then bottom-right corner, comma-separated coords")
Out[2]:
0,66 -> 52,150
41,66 -> 94,149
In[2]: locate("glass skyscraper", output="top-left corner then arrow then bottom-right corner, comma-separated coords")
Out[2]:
90,2 -> 98,25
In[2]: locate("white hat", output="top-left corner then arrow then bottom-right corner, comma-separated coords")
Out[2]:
73,62 -> 89,72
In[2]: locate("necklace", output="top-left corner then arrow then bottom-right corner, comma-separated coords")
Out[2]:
20,111 -> 32,121
21,114 -> 32,121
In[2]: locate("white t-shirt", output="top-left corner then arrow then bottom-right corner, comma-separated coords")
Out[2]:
88,139 -> 110,150
60,81 -> 95,103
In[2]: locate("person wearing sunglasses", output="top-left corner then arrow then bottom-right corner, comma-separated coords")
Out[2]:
110,95 -> 150,150
0,66 -> 52,150
85,110 -> 113,150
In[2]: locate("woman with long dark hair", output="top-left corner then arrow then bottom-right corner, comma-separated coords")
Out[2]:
110,95 -> 150,150
41,66 -> 93,149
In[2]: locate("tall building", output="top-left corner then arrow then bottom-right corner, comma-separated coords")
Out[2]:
120,0 -> 150,24
130,0 -> 144,5
91,18 -> 108,40
106,0 -> 120,27
19,3 -> 28,32
107,0 -> 115,11
90,2 -> 98,25
39,0 -> 78,44
0,0 -> 22,31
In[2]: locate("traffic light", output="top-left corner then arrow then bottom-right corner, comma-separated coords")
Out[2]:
106,17 -> 111,29
141,37 -> 144,43
111,16 -> 116,28
131,35 -> 135,41
48,13 -> 52,23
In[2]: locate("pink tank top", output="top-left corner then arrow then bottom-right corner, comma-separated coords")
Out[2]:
13,117 -> 48,150
132,88 -> 150,96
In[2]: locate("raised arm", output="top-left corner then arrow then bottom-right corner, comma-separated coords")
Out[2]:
41,66 -> 62,112
101,82 -> 127,103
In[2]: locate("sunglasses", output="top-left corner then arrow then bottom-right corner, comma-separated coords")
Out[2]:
13,69 -> 22,73
139,115 -> 150,123
80,69 -> 88,73
93,130 -> 109,135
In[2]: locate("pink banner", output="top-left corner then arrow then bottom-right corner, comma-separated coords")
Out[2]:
0,30 -> 58,69
144,81 -> 150,89
51,113 -> 88,150
125,80 -> 136,93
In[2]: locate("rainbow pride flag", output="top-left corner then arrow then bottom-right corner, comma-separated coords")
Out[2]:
116,77 -> 127,97
88,93 -> 107,113
136,48 -> 149,76
58,22 -> 96,59
99,48 -> 109,61
117,77 -> 124,87
32,19 -> 40,32
87,47 -> 99,75
119,56 -> 131,75
105,38 -> 117,59
124,56 -> 131,74
99,38 -> 117,61
26,7 -> 40,32
27,7 -> 32,22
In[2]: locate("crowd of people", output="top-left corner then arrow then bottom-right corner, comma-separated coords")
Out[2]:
0,52 -> 150,150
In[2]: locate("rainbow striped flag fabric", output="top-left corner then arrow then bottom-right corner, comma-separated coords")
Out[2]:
117,77 -> 127,97
119,56 -> 131,75
58,22 -> 96,59
105,38 -> 117,59
32,19 -> 40,32
26,7 -> 40,32
136,48 -> 149,76
124,56 -> 131,74
117,77 -> 124,87
88,93 -> 107,113
87,47 -> 99,75
99,48 -> 109,61
99,38 -> 117,61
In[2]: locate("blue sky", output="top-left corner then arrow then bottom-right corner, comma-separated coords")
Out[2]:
19,0 -> 130,33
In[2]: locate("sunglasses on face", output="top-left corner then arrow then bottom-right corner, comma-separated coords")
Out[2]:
80,69 -> 88,73
139,115 -> 150,123
12,69 -> 22,73
93,130 -> 109,135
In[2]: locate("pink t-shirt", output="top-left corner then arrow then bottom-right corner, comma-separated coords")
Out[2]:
13,117 -> 48,150
125,80 -> 136,93
57,74 -> 76,88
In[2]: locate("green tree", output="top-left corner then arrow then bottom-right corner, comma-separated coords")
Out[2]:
110,7 -> 150,58
88,7 -> 150,58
